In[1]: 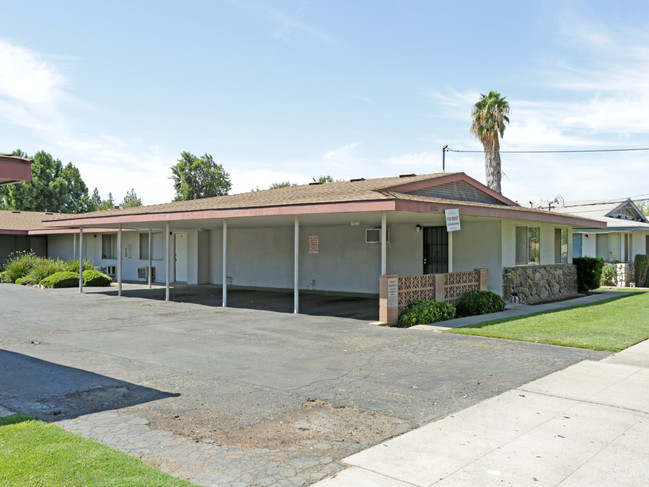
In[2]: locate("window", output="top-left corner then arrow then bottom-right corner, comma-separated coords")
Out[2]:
624,234 -> 631,262
646,235 -> 649,256
555,228 -> 568,263
573,234 -> 582,258
139,233 -> 149,260
515,226 -> 540,265
102,234 -> 117,259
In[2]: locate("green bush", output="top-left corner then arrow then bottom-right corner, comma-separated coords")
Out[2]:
0,252 -> 41,283
39,271 -> 79,289
65,259 -> 96,273
600,263 -> 617,286
456,289 -> 506,316
634,255 -> 649,287
573,257 -> 605,293
83,269 -> 112,287
398,300 -> 456,327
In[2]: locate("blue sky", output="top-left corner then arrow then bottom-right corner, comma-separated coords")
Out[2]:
1,0 -> 648,205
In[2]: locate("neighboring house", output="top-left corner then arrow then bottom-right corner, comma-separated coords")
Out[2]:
543,198 -> 649,286
0,153 -> 31,186
0,210 -> 63,262
29,172 -> 603,315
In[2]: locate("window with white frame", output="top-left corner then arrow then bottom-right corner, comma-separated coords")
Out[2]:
554,228 -> 568,263
102,234 -> 117,259
515,226 -> 540,265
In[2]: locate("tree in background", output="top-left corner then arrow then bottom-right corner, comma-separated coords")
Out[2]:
121,188 -> 142,208
635,200 -> 649,217
0,150 -> 91,212
470,91 -> 510,194
171,152 -> 231,201
312,175 -> 338,183
87,189 -> 115,211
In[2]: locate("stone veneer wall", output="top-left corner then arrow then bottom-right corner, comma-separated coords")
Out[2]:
502,264 -> 578,304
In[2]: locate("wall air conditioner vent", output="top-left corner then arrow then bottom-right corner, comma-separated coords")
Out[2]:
365,228 -> 390,244
137,267 -> 155,280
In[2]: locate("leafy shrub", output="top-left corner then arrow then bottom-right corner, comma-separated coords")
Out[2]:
83,269 -> 112,287
65,259 -> 96,273
39,271 -> 79,289
398,300 -> 456,327
634,255 -> 649,287
600,263 -> 617,286
457,289 -> 506,316
573,257 -> 605,293
0,252 -> 41,283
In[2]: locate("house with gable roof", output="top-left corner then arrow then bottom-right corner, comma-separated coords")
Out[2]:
546,198 -> 649,286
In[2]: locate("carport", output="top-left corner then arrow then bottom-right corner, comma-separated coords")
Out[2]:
42,206 -> 401,315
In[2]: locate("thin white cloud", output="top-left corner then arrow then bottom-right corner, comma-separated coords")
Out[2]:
0,38 -> 176,205
271,10 -> 337,45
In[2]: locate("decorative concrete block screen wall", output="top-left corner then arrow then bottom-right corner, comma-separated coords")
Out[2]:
502,264 -> 578,304
616,263 -> 634,287
379,269 -> 487,325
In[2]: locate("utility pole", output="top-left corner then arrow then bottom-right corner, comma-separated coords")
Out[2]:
442,145 -> 448,172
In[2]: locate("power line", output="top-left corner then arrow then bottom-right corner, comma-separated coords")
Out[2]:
447,147 -> 649,154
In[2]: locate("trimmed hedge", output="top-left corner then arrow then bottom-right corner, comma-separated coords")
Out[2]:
398,300 -> 456,327
457,289 -> 506,316
635,255 -> 649,287
573,257 -> 605,293
82,269 -> 112,287
39,271 -> 79,289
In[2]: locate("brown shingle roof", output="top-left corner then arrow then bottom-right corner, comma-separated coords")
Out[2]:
0,210 -> 68,232
46,173 -> 457,221
32,172 -> 603,229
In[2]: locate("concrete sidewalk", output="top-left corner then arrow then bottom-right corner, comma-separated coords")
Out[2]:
413,291 -> 629,331
314,338 -> 649,486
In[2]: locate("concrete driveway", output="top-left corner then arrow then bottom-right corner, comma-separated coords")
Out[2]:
0,284 -> 607,486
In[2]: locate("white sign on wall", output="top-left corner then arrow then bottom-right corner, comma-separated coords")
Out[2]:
387,277 -> 398,308
445,208 -> 461,232
309,235 -> 319,254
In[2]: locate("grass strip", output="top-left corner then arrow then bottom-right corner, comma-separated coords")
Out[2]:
447,290 -> 649,352
0,414 -> 194,486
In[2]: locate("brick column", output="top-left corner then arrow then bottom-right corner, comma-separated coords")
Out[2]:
379,274 -> 399,326
477,268 -> 488,290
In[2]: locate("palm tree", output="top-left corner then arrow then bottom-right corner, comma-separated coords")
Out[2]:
471,91 -> 510,193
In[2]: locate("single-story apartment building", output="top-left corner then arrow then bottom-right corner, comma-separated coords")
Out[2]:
14,172 -> 601,316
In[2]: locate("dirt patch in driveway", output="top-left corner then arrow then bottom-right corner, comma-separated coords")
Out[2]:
143,398 -> 412,453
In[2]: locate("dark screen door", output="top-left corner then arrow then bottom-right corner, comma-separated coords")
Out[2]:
423,226 -> 448,274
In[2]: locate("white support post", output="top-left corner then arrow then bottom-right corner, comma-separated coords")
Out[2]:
78,227 -> 83,292
165,223 -> 170,301
222,220 -> 228,307
148,228 -> 152,288
117,224 -> 123,296
448,231 -> 453,273
381,211 -> 387,275
294,216 -> 299,314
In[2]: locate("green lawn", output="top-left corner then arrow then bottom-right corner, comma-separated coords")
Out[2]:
0,414 -> 195,486
448,289 -> 649,353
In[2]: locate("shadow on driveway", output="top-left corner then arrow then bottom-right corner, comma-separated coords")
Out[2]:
81,284 -> 379,321
0,350 -> 178,422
